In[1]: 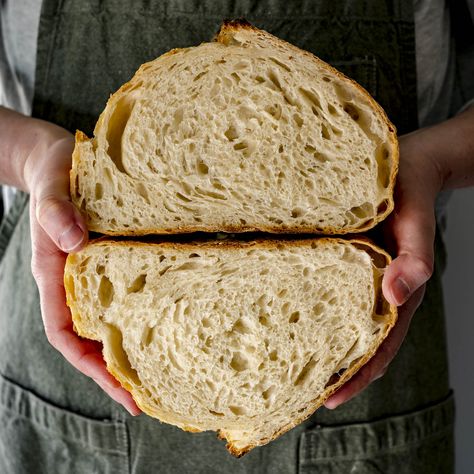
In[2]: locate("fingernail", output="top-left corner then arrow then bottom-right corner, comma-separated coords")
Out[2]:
58,224 -> 84,252
393,277 -> 410,306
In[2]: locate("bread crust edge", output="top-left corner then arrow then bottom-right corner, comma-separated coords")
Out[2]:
71,19 -> 398,236
64,235 -> 397,457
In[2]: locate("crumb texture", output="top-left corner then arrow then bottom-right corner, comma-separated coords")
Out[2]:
71,24 -> 397,235
64,238 -> 395,453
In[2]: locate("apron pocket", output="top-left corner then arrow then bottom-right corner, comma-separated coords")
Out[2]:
298,390 -> 455,474
0,373 -> 129,474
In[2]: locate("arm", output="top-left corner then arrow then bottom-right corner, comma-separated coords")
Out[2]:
0,106 -> 140,415
325,105 -> 474,408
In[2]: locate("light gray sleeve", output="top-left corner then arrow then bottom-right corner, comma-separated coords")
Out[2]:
0,0 -> 42,216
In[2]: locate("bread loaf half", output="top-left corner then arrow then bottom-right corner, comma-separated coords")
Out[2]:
64,237 -> 397,456
71,20 -> 398,236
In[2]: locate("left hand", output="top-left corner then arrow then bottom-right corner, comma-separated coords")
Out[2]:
324,128 -> 444,409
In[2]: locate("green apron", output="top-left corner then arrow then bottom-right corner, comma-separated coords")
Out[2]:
0,0 -> 455,472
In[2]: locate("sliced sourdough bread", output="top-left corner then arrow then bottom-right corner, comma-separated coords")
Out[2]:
71,20 -> 398,236
64,237 -> 397,456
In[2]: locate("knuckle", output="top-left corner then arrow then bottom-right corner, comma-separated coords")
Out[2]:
36,196 -> 62,223
415,256 -> 434,280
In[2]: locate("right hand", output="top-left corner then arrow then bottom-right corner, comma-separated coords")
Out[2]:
24,124 -> 141,416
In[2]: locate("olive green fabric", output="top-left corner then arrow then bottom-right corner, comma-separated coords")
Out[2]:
0,0 -> 454,472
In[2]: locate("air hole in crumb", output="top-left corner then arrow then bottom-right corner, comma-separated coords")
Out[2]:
289,311 -> 300,323
231,72 -> 241,83
193,70 -> 208,81
377,199 -> 389,214
289,332 -> 295,340
176,192 -> 192,202
233,318 -> 252,335
269,56 -> 291,72
343,103 -> 360,121
313,303 -> 324,316
98,275 -> 114,307
267,69 -> 282,91
322,76 -> 331,82
321,123 -> 331,140
291,208 -> 303,218
127,274 -> 147,294
95,183 -> 103,200
294,356 -> 316,385
293,114 -> 304,127
197,161 -> 209,175
224,124 -> 239,141
327,103 -> 338,115
259,314 -> 270,327
350,202 -> 374,219
142,326 -> 155,347
324,372 -> 341,388
233,142 -> 247,151
262,385 -> 276,400
209,409 -> 224,416
229,405 -> 246,416
277,289 -> 288,298
230,352 -> 249,372
265,102 -> 282,118
299,87 -> 322,110
314,152 -> 329,163
269,350 -> 278,361
106,96 -> 135,173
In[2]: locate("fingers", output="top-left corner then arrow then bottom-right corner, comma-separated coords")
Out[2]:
382,204 -> 435,306
28,136 -> 88,253
29,200 -> 141,416
381,146 -> 438,306
324,285 -> 426,409
36,193 -> 88,253
50,328 -> 141,416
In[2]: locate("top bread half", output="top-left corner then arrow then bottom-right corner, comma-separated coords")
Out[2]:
71,20 -> 398,235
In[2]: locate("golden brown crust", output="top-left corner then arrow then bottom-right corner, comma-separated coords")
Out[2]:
66,20 -> 399,457
65,235 -> 397,457
72,19 -> 398,237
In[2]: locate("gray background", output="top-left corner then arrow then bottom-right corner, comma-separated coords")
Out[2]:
442,187 -> 474,474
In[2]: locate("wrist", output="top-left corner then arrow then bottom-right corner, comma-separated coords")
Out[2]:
399,128 -> 445,199
418,105 -> 474,191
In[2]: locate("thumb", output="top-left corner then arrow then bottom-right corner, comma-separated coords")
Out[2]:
382,196 -> 436,307
30,136 -> 88,253
36,193 -> 88,253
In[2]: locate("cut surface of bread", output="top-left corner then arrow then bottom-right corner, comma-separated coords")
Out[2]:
71,20 -> 398,236
64,237 -> 397,456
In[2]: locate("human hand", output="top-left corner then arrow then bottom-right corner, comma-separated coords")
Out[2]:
324,129 -> 444,409
24,124 -> 141,416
